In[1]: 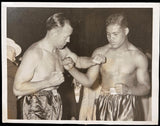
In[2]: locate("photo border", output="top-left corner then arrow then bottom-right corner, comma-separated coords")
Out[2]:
1,2 -> 159,125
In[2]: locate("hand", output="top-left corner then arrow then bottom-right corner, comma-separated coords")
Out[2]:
92,54 -> 106,64
115,83 -> 131,95
62,57 -> 75,71
46,72 -> 64,86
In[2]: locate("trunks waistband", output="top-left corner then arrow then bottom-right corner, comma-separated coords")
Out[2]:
17,86 -> 59,99
100,88 -> 118,95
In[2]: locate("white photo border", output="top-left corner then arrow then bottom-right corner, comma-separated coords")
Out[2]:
1,2 -> 159,125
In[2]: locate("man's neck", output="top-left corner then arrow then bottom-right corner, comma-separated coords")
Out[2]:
113,41 -> 130,53
40,37 -> 57,53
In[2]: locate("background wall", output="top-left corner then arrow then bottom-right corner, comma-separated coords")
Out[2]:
7,8 -> 152,57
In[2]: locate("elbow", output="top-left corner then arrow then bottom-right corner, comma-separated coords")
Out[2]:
141,84 -> 151,96
13,86 -> 21,96
13,82 -> 25,96
13,86 -> 27,97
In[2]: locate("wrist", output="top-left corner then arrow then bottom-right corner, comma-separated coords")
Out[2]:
92,57 -> 100,65
91,58 -> 97,65
68,65 -> 75,71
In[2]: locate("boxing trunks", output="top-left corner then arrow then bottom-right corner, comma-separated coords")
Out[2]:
96,88 -> 144,121
17,87 -> 62,120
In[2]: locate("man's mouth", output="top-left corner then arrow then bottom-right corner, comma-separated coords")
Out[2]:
110,42 -> 116,45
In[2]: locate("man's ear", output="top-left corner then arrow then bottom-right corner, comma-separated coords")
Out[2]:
124,27 -> 129,35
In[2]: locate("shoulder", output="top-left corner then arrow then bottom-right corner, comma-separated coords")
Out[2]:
129,44 -> 146,58
22,43 -> 42,61
135,50 -> 148,65
129,45 -> 148,67
92,44 -> 110,56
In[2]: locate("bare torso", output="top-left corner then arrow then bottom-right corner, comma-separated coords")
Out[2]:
29,43 -> 64,83
99,44 -> 139,90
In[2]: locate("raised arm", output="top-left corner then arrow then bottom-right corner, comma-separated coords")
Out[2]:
59,47 -> 108,69
62,48 -> 105,87
62,44 -> 111,87
75,44 -> 111,68
13,49 -> 64,96
59,47 -> 95,69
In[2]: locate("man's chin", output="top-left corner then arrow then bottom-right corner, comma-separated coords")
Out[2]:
111,45 -> 119,49
61,45 -> 67,49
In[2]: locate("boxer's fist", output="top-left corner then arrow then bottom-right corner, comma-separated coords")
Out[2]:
92,54 -> 106,64
62,57 -> 75,71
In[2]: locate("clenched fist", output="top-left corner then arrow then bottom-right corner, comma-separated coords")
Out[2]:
92,54 -> 106,64
62,57 -> 75,71
46,72 -> 64,86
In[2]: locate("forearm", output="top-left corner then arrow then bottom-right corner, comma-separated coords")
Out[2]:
69,66 -> 100,87
75,57 -> 95,69
68,67 -> 92,87
13,79 -> 53,96
129,83 -> 150,96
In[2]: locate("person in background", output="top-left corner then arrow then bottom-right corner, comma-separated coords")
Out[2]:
70,79 -> 84,120
7,37 -> 22,119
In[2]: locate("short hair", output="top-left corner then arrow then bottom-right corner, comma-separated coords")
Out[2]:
105,13 -> 128,28
46,13 -> 70,30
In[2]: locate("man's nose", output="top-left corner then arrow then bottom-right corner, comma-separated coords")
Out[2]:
107,34 -> 114,40
110,35 -> 115,40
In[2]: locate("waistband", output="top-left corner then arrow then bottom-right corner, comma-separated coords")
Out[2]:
100,88 -> 119,95
17,86 -> 59,99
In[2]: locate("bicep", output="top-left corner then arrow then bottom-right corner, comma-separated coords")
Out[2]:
86,65 -> 100,85
136,67 -> 150,86
83,48 -> 103,84
14,52 -> 38,88
136,55 -> 150,87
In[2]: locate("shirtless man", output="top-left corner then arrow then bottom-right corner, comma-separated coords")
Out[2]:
63,13 -> 150,121
13,13 -> 104,120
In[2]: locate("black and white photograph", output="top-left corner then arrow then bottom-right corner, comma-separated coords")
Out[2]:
1,2 -> 159,125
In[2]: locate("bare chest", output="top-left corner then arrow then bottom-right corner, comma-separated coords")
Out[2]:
34,51 -> 64,78
101,52 -> 136,75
